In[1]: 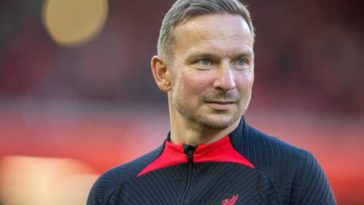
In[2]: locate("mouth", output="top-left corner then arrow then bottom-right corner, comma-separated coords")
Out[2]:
205,100 -> 236,110
207,101 -> 235,104
205,99 -> 237,104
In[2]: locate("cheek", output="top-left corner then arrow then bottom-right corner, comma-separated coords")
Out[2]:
178,71 -> 211,93
237,72 -> 254,89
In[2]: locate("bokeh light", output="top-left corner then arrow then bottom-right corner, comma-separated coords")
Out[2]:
0,0 -> 363,204
0,156 -> 97,205
42,0 -> 108,46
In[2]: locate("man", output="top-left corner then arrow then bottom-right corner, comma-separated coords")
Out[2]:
87,0 -> 336,204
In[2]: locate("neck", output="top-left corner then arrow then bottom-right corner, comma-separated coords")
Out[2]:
169,114 -> 240,146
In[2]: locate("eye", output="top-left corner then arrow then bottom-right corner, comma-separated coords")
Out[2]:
198,58 -> 213,66
236,58 -> 248,66
234,58 -> 251,70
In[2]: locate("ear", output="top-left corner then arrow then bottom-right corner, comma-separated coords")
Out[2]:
151,55 -> 171,92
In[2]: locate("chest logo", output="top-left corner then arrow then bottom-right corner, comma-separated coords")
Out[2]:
221,194 -> 239,205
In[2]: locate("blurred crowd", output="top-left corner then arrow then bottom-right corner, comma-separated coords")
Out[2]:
0,0 -> 363,115
1,1 -> 364,204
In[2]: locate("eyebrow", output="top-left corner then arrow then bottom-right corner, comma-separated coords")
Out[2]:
234,51 -> 254,59
185,53 -> 217,62
185,50 -> 254,62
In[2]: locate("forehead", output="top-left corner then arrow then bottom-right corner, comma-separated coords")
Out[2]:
172,14 -> 254,56
174,14 -> 254,44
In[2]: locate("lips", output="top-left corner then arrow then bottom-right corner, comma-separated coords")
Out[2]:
205,100 -> 236,110
207,100 -> 235,104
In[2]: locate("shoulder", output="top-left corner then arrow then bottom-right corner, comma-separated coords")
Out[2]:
232,121 -> 336,204
232,123 -> 312,170
252,125 -> 311,162
244,124 -> 323,178
86,146 -> 163,205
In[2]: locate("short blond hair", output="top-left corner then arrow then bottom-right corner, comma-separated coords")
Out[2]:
157,0 -> 255,58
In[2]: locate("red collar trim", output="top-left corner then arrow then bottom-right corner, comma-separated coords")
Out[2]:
137,135 -> 255,177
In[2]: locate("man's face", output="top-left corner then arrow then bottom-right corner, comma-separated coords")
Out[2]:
167,14 -> 254,130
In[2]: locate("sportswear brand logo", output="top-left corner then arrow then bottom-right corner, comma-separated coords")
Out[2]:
221,194 -> 239,205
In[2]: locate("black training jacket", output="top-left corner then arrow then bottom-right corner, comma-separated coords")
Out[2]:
87,118 -> 336,205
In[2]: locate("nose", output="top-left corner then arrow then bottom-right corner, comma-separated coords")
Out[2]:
213,64 -> 236,91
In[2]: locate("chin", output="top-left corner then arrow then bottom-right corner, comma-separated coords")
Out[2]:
195,113 -> 241,130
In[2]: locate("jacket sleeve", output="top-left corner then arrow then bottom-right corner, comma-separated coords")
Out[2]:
86,183 -> 102,205
86,174 -> 121,205
293,151 -> 336,205
86,178 -> 109,205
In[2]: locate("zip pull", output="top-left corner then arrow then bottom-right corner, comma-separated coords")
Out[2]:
180,145 -> 196,205
183,145 -> 196,163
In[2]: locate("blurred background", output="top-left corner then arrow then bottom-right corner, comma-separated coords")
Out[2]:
0,0 -> 363,204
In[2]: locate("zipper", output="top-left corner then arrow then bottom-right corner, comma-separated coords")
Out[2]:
180,145 -> 196,205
